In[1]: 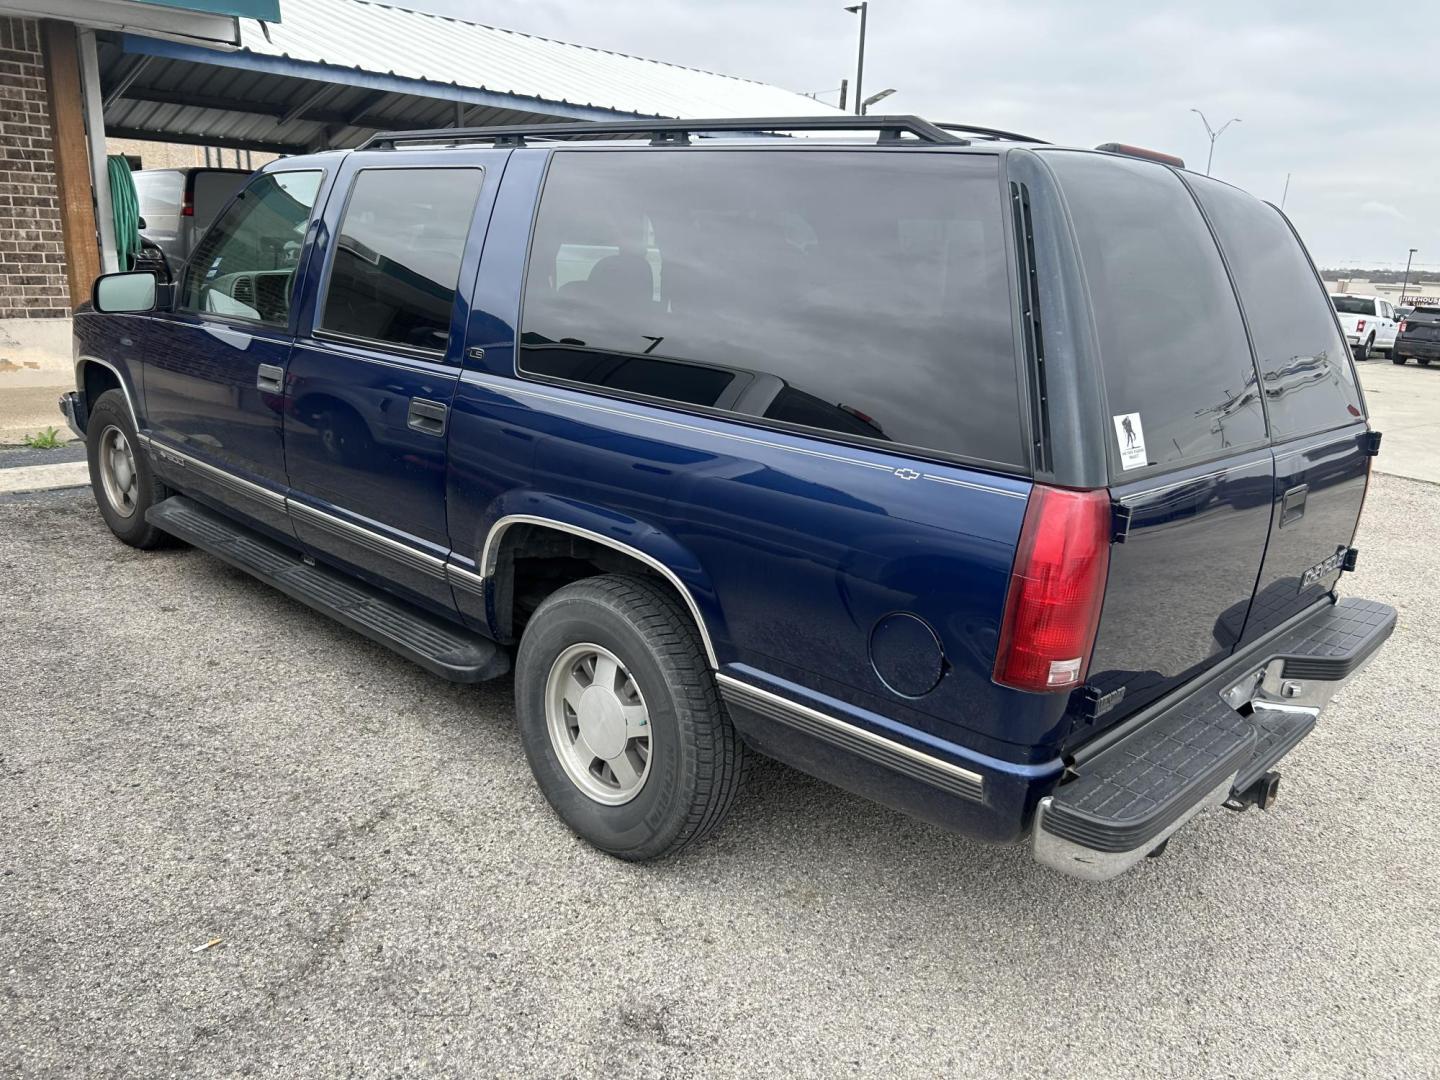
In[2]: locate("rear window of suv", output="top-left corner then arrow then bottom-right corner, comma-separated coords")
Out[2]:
1188,175 -> 1363,437
520,150 -> 1025,470
1042,151 -> 1266,472
1330,296 -> 1376,316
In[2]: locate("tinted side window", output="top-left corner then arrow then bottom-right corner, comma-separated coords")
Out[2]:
1188,175 -> 1363,438
1044,151 -> 1265,472
191,171 -> 250,232
520,150 -> 1023,468
318,168 -> 485,354
178,170 -> 323,327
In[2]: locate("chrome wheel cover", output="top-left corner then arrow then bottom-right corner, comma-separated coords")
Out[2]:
97,425 -> 139,519
545,642 -> 652,805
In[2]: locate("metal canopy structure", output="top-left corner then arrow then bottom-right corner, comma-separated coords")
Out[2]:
95,0 -> 840,155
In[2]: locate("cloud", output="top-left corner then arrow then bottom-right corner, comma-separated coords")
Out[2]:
1360,201 -> 1405,221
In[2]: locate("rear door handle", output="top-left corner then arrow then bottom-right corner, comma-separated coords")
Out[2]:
407,397 -> 449,437
256,363 -> 284,393
1280,483 -> 1308,527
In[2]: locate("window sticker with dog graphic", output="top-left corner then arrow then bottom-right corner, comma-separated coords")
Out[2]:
1113,412 -> 1147,470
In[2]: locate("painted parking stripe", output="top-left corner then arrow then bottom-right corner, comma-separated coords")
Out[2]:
0,461 -> 90,494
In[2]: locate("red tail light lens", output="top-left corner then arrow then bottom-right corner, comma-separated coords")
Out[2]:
1356,319 -> 1366,332
1400,320 -> 1408,333
993,485 -> 1112,693
181,189 -> 194,217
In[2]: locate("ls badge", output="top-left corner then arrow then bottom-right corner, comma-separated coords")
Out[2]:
1299,547 -> 1347,592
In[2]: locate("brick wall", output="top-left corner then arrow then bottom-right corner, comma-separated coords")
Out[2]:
0,17 -> 69,318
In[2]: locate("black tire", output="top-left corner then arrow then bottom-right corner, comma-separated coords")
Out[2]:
85,388 -> 173,549
1393,355 -> 1408,365
1421,358 -> 1433,368
515,574 -> 749,860
1356,335 -> 1372,362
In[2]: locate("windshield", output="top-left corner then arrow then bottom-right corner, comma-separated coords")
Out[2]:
1330,296 -> 1376,316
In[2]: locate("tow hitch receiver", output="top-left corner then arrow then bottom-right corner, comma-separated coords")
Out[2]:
1226,770 -> 1281,812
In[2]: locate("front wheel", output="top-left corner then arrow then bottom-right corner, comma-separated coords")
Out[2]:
85,389 -> 173,549
1420,358 -> 1433,368
515,574 -> 749,860
1393,354 -> 1408,365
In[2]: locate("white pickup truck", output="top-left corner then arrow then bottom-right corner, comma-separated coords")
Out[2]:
1329,293 -> 1398,360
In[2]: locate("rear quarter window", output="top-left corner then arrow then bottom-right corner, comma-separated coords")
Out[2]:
1043,151 -> 1265,473
1188,175 -> 1363,438
519,149 -> 1025,470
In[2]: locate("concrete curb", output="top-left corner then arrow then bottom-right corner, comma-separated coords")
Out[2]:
0,461 -> 89,494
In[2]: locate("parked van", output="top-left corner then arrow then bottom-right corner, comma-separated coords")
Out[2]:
64,117 -> 1394,879
133,166 -> 252,269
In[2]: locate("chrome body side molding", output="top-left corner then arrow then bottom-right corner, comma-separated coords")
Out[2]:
716,673 -> 985,803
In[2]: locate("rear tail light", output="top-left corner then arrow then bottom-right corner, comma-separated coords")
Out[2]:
1399,320 -> 1408,333
1356,319 -> 1366,332
181,188 -> 194,217
993,485 -> 1112,693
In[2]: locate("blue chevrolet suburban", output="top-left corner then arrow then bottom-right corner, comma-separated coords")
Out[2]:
63,116 -> 1395,880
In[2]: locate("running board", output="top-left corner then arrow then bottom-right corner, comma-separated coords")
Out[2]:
147,496 -> 510,683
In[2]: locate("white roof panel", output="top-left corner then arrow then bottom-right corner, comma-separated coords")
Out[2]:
237,0 -> 842,119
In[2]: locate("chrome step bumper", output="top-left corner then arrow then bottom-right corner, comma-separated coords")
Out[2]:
1033,597 -> 1396,881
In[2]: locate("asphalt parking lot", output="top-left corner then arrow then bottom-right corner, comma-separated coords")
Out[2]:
2,399 -> 1438,1078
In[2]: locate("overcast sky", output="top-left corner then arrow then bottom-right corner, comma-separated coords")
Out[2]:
411,0 -> 1433,272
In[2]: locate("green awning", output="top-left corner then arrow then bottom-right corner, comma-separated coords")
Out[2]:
129,0 -> 280,22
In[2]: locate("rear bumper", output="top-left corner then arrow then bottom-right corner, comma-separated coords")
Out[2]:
1032,596 -> 1396,880
1394,337 -> 1440,360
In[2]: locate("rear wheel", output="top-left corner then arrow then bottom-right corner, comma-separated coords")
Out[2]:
85,389 -> 173,549
1393,354 -> 1408,365
514,574 -> 749,860
1356,335 -> 1373,361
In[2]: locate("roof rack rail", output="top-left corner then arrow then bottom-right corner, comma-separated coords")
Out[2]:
935,122 -> 1048,144
357,114 -> 968,151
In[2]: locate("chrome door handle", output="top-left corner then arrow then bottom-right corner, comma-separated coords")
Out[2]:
407,397 -> 448,437
256,364 -> 284,393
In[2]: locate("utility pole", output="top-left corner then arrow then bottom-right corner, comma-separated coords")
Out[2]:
1400,247 -> 1418,305
844,3 -> 867,116
838,78 -> 848,112
1190,108 -> 1241,176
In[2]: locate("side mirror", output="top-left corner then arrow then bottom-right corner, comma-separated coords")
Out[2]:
137,215 -> 147,230
93,271 -> 157,313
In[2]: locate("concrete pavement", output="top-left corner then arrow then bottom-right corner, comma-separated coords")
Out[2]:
1355,357 -> 1440,485
1,477 -> 1435,1078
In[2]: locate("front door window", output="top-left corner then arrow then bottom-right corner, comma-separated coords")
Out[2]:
177,170 -> 323,327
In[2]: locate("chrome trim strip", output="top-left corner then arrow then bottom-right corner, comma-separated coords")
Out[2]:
75,354 -> 140,431
920,472 -> 1027,499
445,560 -> 488,597
141,435 -> 286,510
715,673 -> 985,797
480,513 -> 720,668
460,372 -> 1027,499
287,498 -> 447,578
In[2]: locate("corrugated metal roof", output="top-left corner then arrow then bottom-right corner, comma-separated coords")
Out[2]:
234,0 -> 839,119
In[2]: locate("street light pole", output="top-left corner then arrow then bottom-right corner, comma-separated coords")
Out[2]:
1400,247 -> 1418,305
844,3 -> 867,116
1190,108 -> 1241,176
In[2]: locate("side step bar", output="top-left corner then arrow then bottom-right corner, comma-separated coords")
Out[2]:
147,496 -> 510,683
